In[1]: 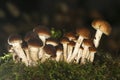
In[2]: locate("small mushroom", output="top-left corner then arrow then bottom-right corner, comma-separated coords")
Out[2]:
81,39 -> 94,64
68,27 -> 91,62
92,19 -> 112,47
27,38 -> 43,65
67,41 -> 75,62
41,44 -> 56,62
88,47 -> 97,62
60,37 -> 69,62
33,25 -> 51,46
8,33 -> 28,66
64,32 -> 76,41
24,31 -> 44,60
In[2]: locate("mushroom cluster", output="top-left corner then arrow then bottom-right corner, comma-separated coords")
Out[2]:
8,19 -> 112,66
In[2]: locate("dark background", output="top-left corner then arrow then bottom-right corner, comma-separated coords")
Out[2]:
0,0 -> 120,56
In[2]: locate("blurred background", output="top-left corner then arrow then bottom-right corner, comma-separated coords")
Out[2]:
0,0 -> 120,56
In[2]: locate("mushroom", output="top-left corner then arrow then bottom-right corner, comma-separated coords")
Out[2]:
27,38 -> 43,65
92,19 -> 112,48
8,33 -> 28,66
88,47 -> 97,62
41,44 -> 56,62
67,41 -> 75,62
68,27 -> 91,62
60,37 -> 69,62
55,44 -> 63,62
81,39 -> 94,64
64,32 -> 76,41
33,25 -> 51,46
24,31 -> 44,60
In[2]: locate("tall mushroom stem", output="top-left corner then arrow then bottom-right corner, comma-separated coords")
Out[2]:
68,36 -> 84,62
94,29 -> 103,48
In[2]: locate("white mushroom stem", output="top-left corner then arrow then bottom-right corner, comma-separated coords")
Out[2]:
94,29 -> 103,48
56,51 -> 62,62
67,45 -> 74,62
75,48 -> 83,63
68,36 -> 84,62
81,46 -> 89,64
12,43 -> 28,66
62,44 -> 68,62
89,52 -> 96,62
29,47 -> 39,62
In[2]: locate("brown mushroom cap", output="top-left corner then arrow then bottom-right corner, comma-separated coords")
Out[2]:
92,19 -> 112,35
8,33 -> 22,45
27,38 -> 43,48
60,37 -> 69,44
89,47 -> 97,53
76,27 -> 91,39
82,39 -> 94,47
46,38 -> 58,46
64,32 -> 76,41
68,41 -> 75,47
43,44 -> 56,58
33,25 -> 51,38
24,31 -> 39,42
56,44 -> 63,52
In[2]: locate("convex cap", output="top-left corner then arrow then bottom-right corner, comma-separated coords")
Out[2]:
43,44 -> 56,58
33,25 -> 51,38
92,19 -> 112,35
24,31 -> 39,42
8,33 -> 22,45
76,27 -> 91,39
28,38 -> 43,48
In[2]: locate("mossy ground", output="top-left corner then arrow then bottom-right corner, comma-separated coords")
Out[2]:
0,51 -> 120,80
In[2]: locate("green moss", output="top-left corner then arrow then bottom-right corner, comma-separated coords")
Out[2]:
0,52 -> 120,80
